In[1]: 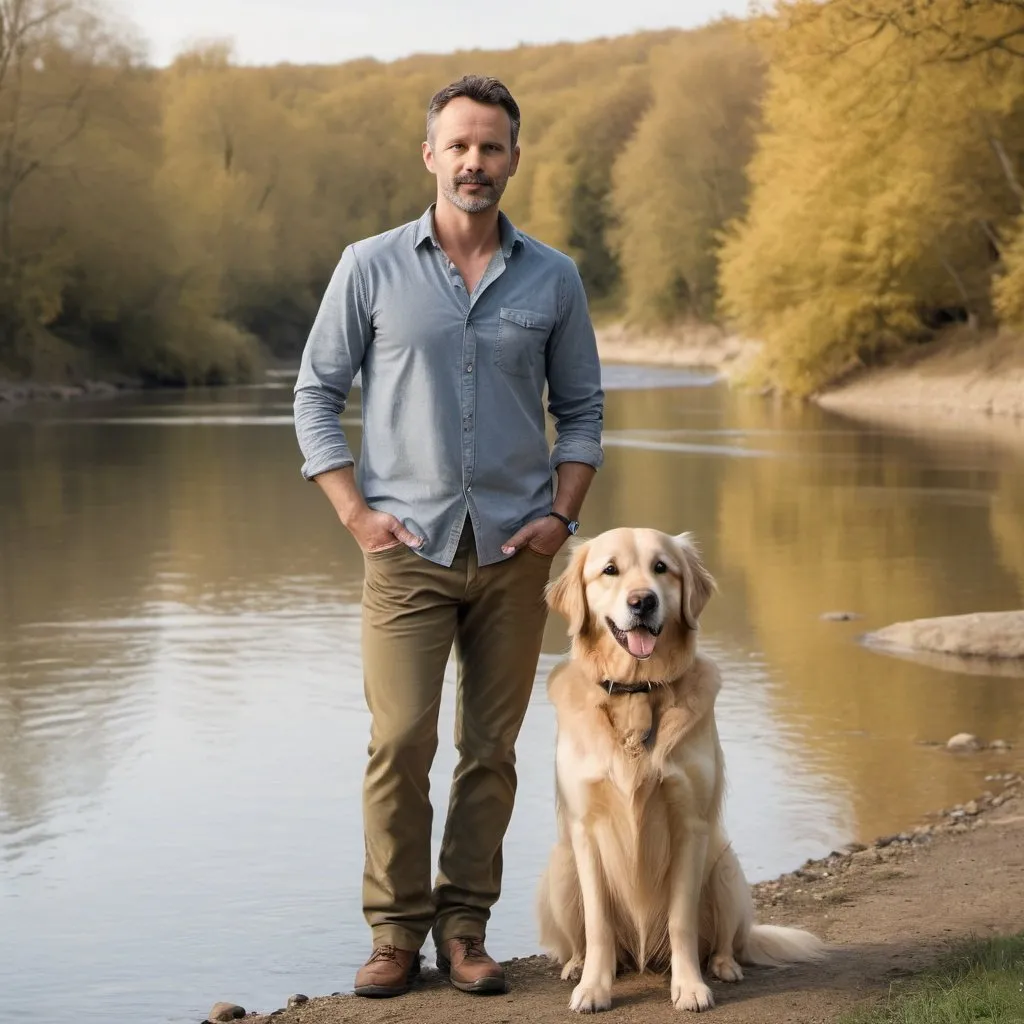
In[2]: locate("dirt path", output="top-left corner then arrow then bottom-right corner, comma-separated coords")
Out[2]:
238,776 -> 1024,1024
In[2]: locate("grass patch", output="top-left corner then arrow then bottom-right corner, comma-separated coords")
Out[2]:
841,933 -> 1024,1023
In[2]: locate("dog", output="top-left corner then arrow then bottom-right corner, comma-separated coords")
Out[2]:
536,527 -> 826,1013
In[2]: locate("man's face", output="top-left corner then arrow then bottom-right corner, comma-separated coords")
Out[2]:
422,96 -> 520,214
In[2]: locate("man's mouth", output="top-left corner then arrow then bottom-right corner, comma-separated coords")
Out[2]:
606,618 -> 662,660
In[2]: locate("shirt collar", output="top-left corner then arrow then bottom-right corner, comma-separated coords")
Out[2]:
413,203 -> 524,258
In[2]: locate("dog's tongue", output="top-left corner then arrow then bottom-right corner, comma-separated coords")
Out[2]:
626,628 -> 657,659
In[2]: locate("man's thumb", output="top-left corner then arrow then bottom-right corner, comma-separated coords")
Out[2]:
390,518 -> 423,548
501,529 -> 529,555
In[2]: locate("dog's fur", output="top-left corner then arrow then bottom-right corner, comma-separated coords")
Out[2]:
536,527 -> 825,1013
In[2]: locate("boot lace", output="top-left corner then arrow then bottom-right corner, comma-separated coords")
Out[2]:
455,937 -> 489,960
368,944 -> 400,964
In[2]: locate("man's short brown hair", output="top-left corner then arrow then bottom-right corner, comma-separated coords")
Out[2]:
426,75 -> 521,149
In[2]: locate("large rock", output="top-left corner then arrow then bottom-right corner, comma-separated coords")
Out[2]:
947,733 -> 982,752
207,1003 -> 245,1022
865,611 -> 1024,660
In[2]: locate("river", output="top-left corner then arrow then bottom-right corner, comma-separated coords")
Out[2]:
2,365 -> 1023,1022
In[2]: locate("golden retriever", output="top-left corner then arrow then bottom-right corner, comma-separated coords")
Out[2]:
536,527 -> 826,1013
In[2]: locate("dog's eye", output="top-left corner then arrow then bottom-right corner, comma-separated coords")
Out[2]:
653,560 -> 668,574
602,563 -> 619,576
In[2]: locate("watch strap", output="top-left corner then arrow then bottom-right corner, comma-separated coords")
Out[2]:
548,511 -> 578,534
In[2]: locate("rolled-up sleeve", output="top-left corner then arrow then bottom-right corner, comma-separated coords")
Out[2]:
293,245 -> 373,480
545,261 -> 605,471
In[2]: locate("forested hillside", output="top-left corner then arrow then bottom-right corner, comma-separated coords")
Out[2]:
3,0 -> 1022,394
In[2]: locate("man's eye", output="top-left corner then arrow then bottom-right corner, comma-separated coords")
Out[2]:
602,564 -> 618,576
654,561 -> 668,574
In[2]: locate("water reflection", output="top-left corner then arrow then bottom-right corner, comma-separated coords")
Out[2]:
1,374 -> 1022,1023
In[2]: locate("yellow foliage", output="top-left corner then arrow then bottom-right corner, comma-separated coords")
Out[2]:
5,0 -> 1024,389
993,217 -> 1024,325
611,25 -> 764,325
719,0 -> 1024,395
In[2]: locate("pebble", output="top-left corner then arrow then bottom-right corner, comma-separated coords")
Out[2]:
946,733 -> 981,752
990,739 -> 1011,752
288,994 -> 309,1008
207,1004 -> 245,1023
951,823 -> 969,834
964,800 -> 979,816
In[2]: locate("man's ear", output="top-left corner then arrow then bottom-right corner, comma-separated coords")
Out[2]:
673,532 -> 717,631
422,139 -> 436,174
545,539 -> 590,636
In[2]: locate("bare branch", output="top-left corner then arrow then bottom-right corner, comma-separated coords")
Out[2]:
989,135 -> 1024,207
977,219 -> 1003,258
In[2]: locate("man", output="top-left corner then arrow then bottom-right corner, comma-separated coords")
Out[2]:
292,74 -> 604,999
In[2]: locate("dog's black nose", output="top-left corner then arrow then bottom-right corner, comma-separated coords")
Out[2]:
627,590 -> 658,615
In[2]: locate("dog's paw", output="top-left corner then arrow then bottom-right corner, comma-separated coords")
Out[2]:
569,980 -> 612,1013
710,954 -> 743,983
561,955 -> 584,982
671,979 -> 715,1012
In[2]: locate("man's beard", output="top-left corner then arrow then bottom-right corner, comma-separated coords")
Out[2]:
442,172 -> 507,213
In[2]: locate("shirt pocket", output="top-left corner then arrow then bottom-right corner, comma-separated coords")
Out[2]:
495,307 -> 555,379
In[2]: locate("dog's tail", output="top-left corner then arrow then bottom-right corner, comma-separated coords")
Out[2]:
739,924 -> 827,966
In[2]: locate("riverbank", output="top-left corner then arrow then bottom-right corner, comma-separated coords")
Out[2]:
223,772 -> 1024,1024
595,323 -> 1024,434
816,327 -> 1024,424
594,321 -> 761,373
0,377 -> 139,404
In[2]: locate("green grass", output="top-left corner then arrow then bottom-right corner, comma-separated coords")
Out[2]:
840,933 -> 1024,1024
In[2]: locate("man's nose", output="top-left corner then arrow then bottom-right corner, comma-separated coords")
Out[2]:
627,590 -> 658,616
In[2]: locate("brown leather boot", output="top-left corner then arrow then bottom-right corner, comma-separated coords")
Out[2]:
436,936 -> 507,994
353,944 -> 421,997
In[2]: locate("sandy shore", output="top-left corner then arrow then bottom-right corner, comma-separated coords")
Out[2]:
595,322 -> 761,374
213,771 -> 1024,1024
596,324 -> 1024,445
816,328 -> 1024,422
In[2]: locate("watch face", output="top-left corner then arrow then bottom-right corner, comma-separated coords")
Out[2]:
568,521 -> 579,535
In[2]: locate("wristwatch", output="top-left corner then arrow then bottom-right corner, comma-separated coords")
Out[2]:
548,511 -> 580,535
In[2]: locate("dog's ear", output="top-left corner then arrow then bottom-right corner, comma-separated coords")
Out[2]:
672,532 -> 717,631
545,539 -> 590,636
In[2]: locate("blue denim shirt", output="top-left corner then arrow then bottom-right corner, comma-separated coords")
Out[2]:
293,205 -> 605,567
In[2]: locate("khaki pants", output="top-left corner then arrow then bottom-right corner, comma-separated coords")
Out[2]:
359,520 -> 553,952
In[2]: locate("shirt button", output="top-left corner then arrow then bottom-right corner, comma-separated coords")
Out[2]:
466,364 -> 473,373
467,485 -> 473,492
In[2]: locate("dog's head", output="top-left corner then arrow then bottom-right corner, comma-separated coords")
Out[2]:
546,527 -> 716,673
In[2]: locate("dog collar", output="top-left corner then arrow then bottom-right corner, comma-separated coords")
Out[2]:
600,680 -> 657,696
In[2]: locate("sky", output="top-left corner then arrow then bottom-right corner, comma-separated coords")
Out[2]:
117,0 -> 754,68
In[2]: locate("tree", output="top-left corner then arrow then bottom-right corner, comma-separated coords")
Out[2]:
0,1 -> 132,366
719,0 -> 1024,395
610,24 -> 765,326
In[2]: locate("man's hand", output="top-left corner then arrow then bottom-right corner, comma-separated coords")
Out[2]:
347,506 -> 423,554
312,466 -> 422,554
501,515 -> 568,557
